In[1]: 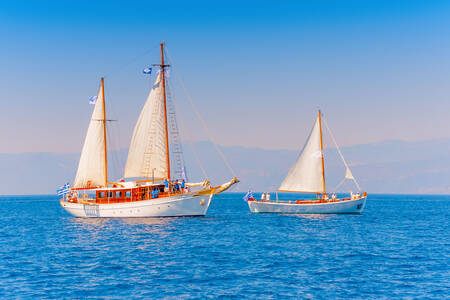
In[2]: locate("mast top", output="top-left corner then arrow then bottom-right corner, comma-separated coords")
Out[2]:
152,43 -> 170,68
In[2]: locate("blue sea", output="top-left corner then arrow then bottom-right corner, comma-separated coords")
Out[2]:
0,194 -> 448,299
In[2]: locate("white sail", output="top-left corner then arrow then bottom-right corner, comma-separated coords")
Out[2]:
124,73 -> 168,179
345,167 -> 354,179
73,83 -> 106,188
279,116 -> 325,193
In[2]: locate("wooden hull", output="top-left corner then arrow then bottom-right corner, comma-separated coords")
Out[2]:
60,193 -> 213,218
248,197 -> 366,214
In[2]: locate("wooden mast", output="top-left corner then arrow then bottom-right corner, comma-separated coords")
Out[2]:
318,110 -> 326,194
101,77 -> 108,187
160,42 -> 171,180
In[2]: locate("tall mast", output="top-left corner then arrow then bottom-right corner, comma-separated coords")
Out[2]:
318,110 -> 326,194
101,77 -> 108,187
160,42 -> 171,180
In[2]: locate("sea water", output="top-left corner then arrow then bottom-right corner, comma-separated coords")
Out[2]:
0,194 -> 448,298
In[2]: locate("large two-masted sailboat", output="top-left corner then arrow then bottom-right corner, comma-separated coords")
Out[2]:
60,43 -> 238,218
247,110 -> 366,214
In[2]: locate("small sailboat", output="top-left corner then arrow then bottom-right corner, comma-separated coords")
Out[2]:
60,43 -> 238,218
247,110 -> 366,214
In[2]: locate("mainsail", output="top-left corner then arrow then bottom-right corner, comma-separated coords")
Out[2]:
124,72 -> 169,179
278,115 -> 325,193
74,80 -> 107,188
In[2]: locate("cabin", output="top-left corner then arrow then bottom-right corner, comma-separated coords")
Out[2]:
93,183 -> 184,204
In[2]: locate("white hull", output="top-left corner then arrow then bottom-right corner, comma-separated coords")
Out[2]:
248,197 -> 366,214
60,193 -> 213,218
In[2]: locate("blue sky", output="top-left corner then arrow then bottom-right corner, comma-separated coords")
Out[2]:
1,0 -> 450,153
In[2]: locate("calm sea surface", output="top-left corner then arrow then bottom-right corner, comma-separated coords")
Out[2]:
0,194 -> 448,299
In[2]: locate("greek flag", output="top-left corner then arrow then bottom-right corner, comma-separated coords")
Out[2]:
57,183 -> 70,196
89,96 -> 97,105
243,190 -> 254,201
143,67 -> 152,74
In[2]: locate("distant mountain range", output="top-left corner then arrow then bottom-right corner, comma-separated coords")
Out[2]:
1,139 -> 450,195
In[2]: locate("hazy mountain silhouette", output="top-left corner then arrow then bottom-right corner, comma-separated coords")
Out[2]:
1,139 -> 449,195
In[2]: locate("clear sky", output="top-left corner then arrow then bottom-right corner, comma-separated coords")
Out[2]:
1,0 -> 450,153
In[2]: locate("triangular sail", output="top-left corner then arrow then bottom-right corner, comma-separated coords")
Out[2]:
323,117 -> 361,191
278,116 -> 325,193
124,72 -> 168,179
73,82 -> 106,188
345,167 -> 354,180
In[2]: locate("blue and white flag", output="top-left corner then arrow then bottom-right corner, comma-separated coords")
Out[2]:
89,95 -> 97,105
143,67 -> 152,74
57,183 -> 70,196
243,190 -> 254,201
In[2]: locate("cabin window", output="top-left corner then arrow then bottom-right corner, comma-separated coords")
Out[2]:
142,189 -> 147,199
108,191 -> 114,198
116,191 -> 123,198
125,191 -> 131,197
98,192 -> 105,198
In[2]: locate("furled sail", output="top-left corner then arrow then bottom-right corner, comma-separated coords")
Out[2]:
73,83 -> 106,188
278,116 -> 325,193
124,72 -> 168,179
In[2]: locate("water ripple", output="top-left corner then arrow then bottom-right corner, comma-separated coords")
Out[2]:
0,194 -> 448,298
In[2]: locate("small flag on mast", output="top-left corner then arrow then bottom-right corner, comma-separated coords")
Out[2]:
57,183 -> 70,196
89,96 -> 97,105
143,67 -> 152,74
243,190 -> 254,201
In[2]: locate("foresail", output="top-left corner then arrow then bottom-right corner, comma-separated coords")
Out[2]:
345,167 -> 354,179
279,117 -> 325,193
124,73 -> 168,179
73,84 -> 106,188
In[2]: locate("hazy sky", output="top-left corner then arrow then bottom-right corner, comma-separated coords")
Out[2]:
1,0 -> 450,153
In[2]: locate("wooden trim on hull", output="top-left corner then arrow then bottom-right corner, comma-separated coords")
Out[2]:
60,193 -> 214,218
248,197 -> 365,205
248,197 -> 367,214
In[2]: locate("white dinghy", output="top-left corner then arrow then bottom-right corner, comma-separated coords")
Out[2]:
247,110 -> 366,214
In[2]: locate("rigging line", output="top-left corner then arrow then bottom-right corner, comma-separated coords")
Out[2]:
106,122 -> 121,181
104,90 -> 125,178
164,46 -> 237,178
323,117 -> 362,191
112,122 -> 125,179
166,79 -> 209,180
103,44 -> 159,79
165,78 -> 188,179
334,178 -> 346,192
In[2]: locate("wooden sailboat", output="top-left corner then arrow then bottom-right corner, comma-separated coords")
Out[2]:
247,110 -> 366,214
60,43 -> 238,218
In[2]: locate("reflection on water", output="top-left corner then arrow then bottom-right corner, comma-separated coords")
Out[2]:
65,216 -> 179,242
286,213 -> 335,220
68,216 -> 174,227
122,217 -> 174,226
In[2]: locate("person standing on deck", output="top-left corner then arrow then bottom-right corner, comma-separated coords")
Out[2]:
261,192 -> 266,201
266,192 -> 271,201
164,179 -> 169,192
181,179 -> 185,192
